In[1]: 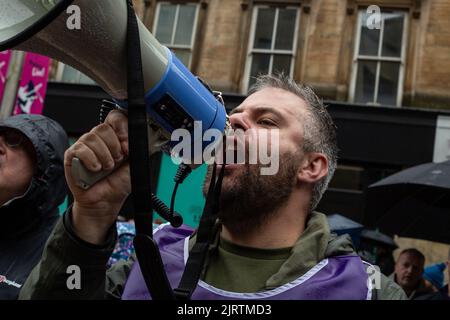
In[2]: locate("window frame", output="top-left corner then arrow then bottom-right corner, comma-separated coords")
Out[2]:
349,8 -> 409,107
242,4 -> 300,93
152,1 -> 200,69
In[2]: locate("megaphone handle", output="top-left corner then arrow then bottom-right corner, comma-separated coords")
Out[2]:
71,157 -> 119,190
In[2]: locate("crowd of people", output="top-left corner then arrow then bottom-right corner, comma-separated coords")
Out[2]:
0,74 -> 448,300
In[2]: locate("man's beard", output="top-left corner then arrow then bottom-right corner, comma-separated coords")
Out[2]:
202,150 -> 302,236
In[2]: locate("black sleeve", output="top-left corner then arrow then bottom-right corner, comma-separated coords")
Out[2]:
18,207 -> 129,300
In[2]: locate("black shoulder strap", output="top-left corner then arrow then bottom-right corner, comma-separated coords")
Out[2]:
125,0 -> 174,300
174,162 -> 225,300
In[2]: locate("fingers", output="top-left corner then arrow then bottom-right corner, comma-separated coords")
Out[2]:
105,110 -> 129,155
90,123 -> 124,162
64,114 -> 127,174
65,142 -> 101,172
63,110 -> 131,199
77,131 -> 115,171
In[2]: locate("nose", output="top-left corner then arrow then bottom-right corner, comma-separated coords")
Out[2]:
229,112 -> 250,131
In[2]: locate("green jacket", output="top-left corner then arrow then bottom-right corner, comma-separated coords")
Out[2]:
19,209 -> 406,300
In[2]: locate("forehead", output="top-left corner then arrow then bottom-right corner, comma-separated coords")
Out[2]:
398,253 -> 423,265
0,128 -> 35,150
234,87 -> 308,120
0,128 -> 27,141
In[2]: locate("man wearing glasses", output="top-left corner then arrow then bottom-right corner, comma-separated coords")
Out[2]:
0,114 -> 69,299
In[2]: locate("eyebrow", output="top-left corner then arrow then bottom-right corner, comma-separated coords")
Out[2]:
229,105 -> 286,120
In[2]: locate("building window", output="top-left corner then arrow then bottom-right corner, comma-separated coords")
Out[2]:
329,165 -> 364,191
350,10 -> 408,106
153,2 -> 199,68
328,164 -> 400,191
55,63 -> 96,85
243,5 -> 300,93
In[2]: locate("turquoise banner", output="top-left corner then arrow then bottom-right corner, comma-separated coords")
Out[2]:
58,139 -> 208,226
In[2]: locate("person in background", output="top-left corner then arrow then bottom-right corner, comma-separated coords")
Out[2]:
358,240 -> 396,276
391,248 -> 434,299
423,262 -> 446,292
0,114 -> 69,299
416,251 -> 450,300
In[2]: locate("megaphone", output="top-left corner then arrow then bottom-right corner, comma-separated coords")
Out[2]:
0,0 -> 229,188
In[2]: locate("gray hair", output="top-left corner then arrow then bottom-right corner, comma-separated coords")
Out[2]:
248,73 -> 338,210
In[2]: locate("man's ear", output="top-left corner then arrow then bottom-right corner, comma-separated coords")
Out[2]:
297,152 -> 328,184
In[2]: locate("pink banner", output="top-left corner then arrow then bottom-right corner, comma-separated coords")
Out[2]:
14,53 -> 51,115
0,50 -> 12,109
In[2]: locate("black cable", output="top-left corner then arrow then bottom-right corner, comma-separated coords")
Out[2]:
169,163 -> 192,224
174,163 -> 192,184
170,183 -> 179,220
151,193 -> 182,228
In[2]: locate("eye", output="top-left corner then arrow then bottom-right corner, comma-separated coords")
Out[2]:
257,118 -> 277,127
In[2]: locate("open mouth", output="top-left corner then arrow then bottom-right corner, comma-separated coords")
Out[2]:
221,163 -> 242,169
216,134 -> 247,165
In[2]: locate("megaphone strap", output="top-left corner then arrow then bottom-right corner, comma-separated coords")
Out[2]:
125,0 -> 173,300
125,0 -> 226,300
174,162 -> 226,300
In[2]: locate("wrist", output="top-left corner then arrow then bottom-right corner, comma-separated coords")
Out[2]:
72,202 -> 117,245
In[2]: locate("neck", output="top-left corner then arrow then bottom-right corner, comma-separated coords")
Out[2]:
221,189 -> 310,249
0,192 -> 12,207
0,186 -> 28,207
403,283 -> 420,298
403,288 -> 413,297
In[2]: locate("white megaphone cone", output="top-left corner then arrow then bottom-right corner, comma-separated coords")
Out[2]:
13,0 -> 169,100
0,0 -> 229,188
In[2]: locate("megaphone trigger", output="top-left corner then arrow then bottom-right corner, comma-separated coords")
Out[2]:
71,157 -> 124,190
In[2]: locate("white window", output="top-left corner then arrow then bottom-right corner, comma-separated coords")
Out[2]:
153,2 -> 199,68
55,63 -> 96,85
350,10 -> 408,106
243,5 -> 300,93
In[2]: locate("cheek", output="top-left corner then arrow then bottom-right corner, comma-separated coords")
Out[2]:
282,128 -> 304,154
412,269 -> 422,276
10,152 -> 34,186
249,130 -> 297,155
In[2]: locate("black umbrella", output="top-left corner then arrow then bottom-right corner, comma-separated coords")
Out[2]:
328,214 -> 364,233
364,160 -> 450,244
360,229 -> 398,249
327,214 -> 364,247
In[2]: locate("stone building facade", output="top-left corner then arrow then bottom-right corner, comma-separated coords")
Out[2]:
128,0 -> 450,109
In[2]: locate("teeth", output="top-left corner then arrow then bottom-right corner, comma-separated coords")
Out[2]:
224,138 -> 236,152
225,144 -> 235,152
